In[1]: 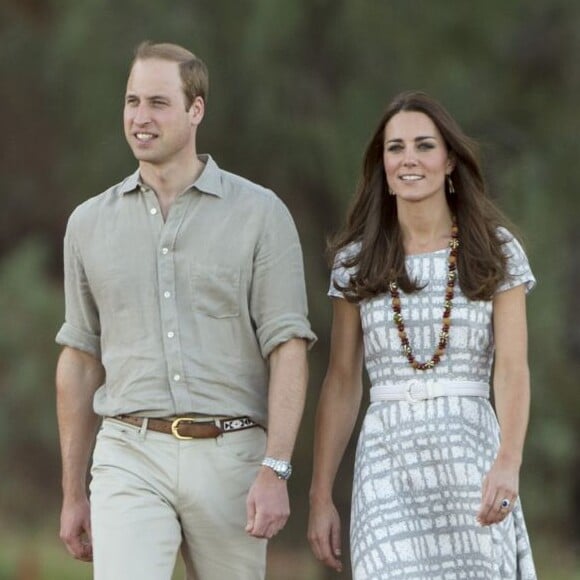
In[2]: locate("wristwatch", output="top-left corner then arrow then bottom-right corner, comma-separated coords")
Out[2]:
261,457 -> 293,480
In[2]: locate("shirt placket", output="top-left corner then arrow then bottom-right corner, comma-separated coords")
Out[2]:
152,191 -> 196,412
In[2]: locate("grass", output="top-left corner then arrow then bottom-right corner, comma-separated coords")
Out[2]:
0,531 -> 321,580
0,528 -> 578,579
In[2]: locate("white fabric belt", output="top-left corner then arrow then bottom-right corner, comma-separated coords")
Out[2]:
370,380 -> 489,403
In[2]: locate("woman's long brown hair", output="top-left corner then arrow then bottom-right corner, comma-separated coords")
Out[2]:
331,90 -> 516,302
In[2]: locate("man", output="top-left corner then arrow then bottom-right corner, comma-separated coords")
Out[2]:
56,41 -> 316,580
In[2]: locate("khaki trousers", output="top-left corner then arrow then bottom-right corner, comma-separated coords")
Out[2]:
90,418 -> 267,580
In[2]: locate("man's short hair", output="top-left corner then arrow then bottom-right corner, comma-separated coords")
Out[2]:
132,41 -> 209,110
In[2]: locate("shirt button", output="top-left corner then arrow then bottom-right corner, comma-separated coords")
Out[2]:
173,374 -> 181,381
150,208 -> 158,215
167,331 -> 175,338
164,291 -> 171,298
162,247 -> 169,255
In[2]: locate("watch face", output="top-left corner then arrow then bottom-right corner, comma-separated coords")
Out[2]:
279,464 -> 292,479
262,457 -> 292,480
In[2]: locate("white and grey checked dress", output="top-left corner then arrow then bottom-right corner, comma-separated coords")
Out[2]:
329,229 -> 537,580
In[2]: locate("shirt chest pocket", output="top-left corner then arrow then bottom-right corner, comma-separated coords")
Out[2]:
190,264 -> 241,318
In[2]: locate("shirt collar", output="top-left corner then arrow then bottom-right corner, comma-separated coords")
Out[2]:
118,170 -> 140,195
191,155 -> 223,198
118,154 -> 223,198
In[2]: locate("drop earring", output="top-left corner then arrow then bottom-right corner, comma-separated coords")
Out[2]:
447,175 -> 455,194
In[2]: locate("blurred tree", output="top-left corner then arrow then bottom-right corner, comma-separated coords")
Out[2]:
0,239 -> 62,523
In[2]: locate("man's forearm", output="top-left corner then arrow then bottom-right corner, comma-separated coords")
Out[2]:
56,347 -> 104,500
265,338 -> 308,460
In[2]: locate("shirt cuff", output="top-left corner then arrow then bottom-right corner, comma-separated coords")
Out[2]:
257,315 -> 317,359
55,323 -> 101,359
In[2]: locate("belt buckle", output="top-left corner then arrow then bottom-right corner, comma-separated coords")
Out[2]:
170,416 -> 221,439
171,417 -> 197,440
405,379 -> 423,403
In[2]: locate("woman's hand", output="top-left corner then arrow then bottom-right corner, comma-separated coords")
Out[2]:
308,499 -> 343,572
476,454 -> 520,526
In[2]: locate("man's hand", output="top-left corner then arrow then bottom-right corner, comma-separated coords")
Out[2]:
245,467 -> 290,539
60,497 -> 93,562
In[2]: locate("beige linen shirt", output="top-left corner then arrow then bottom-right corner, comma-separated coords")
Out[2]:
56,155 -> 316,426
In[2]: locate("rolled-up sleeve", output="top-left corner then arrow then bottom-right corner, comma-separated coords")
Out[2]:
250,196 -> 317,358
55,216 -> 101,359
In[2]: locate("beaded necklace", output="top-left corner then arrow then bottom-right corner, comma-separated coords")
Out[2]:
389,218 -> 459,371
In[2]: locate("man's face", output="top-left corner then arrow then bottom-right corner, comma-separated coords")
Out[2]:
123,58 -> 202,166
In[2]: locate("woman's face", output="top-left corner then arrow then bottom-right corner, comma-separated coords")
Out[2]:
383,111 -> 454,205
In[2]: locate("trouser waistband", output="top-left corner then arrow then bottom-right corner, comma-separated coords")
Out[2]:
370,380 -> 489,403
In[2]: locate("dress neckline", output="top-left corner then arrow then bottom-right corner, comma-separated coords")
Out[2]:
405,247 -> 449,258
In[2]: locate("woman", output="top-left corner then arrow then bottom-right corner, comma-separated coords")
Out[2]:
308,91 -> 537,579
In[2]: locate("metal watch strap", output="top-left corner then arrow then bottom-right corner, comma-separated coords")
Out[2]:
261,457 -> 292,480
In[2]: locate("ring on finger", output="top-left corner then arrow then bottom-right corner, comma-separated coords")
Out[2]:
498,498 -> 511,513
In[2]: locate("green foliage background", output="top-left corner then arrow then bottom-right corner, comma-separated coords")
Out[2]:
1,0 -> 579,577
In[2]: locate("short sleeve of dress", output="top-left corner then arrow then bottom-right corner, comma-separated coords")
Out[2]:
496,227 -> 536,295
328,242 -> 361,299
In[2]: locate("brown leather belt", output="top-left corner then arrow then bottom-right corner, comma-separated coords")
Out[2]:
115,415 -> 259,440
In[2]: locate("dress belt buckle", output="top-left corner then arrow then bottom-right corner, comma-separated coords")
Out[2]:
170,417 -> 219,440
405,379 -> 424,403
